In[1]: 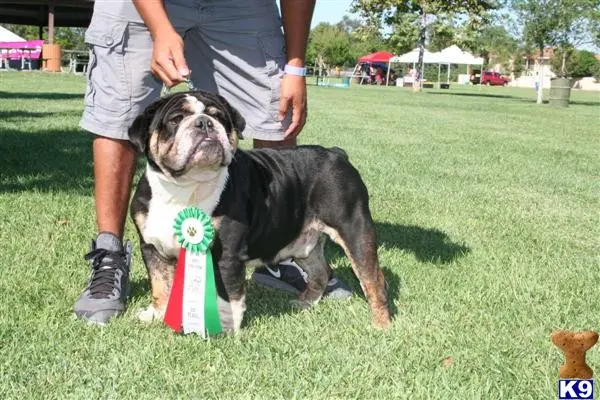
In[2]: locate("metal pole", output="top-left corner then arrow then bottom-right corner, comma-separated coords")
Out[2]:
386,60 -> 391,86
48,2 -> 55,44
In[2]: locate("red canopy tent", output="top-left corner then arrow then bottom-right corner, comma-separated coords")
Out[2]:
353,51 -> 396,85
358,51 -> 395,63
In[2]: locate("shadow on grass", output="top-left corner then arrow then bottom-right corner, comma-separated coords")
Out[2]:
375,222 -> 470,264
130,278 -> 151,303
0,110 -> 83,120
0,128 -> 94,194
569,100 -> 600,106
426,90 -> 600,106
324,222 -> 470,317
427,91 -> 522,100
0,91 -> 84,100
0,128 -> 147,194
0,129 -> 92,195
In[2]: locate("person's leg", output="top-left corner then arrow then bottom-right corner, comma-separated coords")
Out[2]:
93,137 -> 137,237
188,0 -> 351,298
253,137 -> 296,149
75,14 -> 161,324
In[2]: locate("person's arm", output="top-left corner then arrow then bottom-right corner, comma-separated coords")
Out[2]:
132,0 -> 189,87
280,0 -> 315,68
278,0 -> 316,137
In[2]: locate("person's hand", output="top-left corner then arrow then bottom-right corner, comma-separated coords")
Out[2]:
150,27 -> 189,87
278,74 -> 307,138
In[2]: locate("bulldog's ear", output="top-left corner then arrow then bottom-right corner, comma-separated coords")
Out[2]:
215,94 -> 246,139
227,101 -> 246,139
128,97 -> 169,153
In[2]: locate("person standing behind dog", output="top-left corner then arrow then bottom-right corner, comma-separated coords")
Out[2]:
74,0 -> 352,325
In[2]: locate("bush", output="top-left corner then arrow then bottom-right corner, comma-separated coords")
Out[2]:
551,48 -> 600,79
593,62 -> 600,82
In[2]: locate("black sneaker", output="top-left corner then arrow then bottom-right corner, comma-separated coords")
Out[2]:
252,259 -> 352,299
73,232 -> 132,325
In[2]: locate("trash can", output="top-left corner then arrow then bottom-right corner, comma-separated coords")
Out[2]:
549,77 -> 572,108
42,43 -> 62,72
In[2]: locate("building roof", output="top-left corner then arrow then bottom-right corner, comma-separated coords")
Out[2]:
0,0 -> 93,28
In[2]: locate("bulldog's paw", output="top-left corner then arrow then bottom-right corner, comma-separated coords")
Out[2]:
218,296 -> 246,333
137,304 -> 165,323
289,299 -> 313,310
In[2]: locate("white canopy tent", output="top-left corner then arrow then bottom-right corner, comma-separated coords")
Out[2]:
0,25 -> 25,42
384,45 -> 485,87
436,45 -> 484,85
386,48 -> 442,86
0,26 -> 26,68
390,48 -> 442,64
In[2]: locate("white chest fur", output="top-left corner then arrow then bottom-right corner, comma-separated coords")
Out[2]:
143,166 -> 229,259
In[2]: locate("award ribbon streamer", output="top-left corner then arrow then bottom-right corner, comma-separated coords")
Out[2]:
164,207 -> 222,337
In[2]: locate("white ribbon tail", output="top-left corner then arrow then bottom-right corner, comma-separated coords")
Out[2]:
182,251 -> 207,337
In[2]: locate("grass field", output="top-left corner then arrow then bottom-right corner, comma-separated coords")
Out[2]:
1,71 -> 599,399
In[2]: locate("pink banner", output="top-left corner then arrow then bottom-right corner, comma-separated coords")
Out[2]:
0,40 -> 44,60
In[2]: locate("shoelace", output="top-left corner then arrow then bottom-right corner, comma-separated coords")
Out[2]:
84,248 -> 126,299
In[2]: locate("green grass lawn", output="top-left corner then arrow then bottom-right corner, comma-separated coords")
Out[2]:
1,71 -> 599,399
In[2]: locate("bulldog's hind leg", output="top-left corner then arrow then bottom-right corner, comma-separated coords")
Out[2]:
292,235 -> 330,308
137,242 -> 176,323
324,216 -> 391,329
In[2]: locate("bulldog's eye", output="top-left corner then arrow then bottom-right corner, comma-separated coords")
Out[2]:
168,115 -> 183,126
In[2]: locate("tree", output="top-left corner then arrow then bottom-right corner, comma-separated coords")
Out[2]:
351,0 -> 500,92
471,24 -> 519,69
553,0 -> 600,76
511,0 -> 600,103
306,23 -> 353,67
336,15 -> 362,34
386,13 -> 420,54
426,16 -> 458,52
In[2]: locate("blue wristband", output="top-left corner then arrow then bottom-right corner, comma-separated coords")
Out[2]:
284,64 -> 307,77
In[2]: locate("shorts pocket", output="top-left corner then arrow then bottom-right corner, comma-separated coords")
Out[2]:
257,31 -> 286,120
84,15 -> 131,116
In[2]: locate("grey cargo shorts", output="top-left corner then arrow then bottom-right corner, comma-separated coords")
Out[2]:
79,0 -> 291,141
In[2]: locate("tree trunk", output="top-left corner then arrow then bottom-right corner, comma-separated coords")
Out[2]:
537,46 -> 544,104
413,7 -> 426,93
560,50 -> 566,76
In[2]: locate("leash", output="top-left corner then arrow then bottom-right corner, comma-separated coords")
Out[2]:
161,75 -> 197,97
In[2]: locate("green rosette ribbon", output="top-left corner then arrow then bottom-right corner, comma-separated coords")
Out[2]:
173,207 -> 215,255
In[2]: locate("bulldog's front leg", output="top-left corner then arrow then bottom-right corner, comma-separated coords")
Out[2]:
216,252 -> 247,333
138,242 -> 176,323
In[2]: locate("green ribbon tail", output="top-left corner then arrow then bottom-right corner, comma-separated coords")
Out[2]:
204,250 -> 222,336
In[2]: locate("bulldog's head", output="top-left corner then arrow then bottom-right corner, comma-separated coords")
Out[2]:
128,90 -> 246,179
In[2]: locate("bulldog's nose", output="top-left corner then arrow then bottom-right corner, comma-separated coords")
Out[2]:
195,115 -> 214,134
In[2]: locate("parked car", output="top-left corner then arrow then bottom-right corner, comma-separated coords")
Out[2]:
471,70 -> 509,86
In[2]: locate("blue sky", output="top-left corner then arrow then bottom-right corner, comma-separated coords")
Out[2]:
310,0 -> 356,28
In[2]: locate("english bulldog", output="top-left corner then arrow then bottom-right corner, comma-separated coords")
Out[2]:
128,90 -> 391,332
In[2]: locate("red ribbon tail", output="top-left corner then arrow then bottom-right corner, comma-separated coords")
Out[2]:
163,248 -> 186,332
